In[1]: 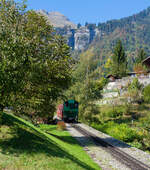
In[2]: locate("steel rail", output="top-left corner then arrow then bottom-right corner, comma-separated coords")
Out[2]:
71,123 -> 150,170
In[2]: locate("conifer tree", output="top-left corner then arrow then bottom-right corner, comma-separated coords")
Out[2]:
111,40 -> 127,78
136,48 -> 147,64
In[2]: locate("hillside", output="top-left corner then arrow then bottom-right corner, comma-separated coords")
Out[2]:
0,112 -> 100,170
69,6 -> 150,80
88,6 -> 150,63
38,7 -> 150,55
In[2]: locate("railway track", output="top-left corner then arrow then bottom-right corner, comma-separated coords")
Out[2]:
71,123 -> 150,170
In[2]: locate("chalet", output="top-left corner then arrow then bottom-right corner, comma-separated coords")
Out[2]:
106,57 -> 150,81
106,74 -> 118,82
127,56 -> 150,77
142,56 -> 150,70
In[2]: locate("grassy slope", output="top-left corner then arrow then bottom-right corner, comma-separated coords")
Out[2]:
0,112 -> 100,170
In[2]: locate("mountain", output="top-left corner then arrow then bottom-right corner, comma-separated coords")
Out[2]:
38,7 -> 150,55
74,6 -> 150,82
81,7 -> 150,69
37,10 -> 76,29
37,10 -> 100,50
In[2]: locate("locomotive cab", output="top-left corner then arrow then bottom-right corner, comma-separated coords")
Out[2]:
56,100 -> 79,122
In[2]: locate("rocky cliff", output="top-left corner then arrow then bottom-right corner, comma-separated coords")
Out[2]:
37,10 -> 100,51
55,25 -> 101,51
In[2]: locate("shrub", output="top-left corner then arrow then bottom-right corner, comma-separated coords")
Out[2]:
98,77 -> 108,89
91,121 -> 142,142
133,63 -> 147,75
104,107 -> 123,118
79,103 -> 99,124
143,85 -> 150,103
108,123 -> 141,142
139,116 -> 150,130
128,78 -> 143,103
122,102 -> 132,115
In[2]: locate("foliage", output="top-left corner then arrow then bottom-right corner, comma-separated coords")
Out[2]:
66,79 -> 101,123
79,103 -> 99,124
135,48 -> 147,64
65,48 -> 103,122
104,58 -> 113,75
97,77 -> 108,89
98,105 -> 125,123
91,121 -> 142,142
91,103 -> 150,152
70,78 -> 101,123
106,108 -> 123,118
127,78 -> 143,103
0,0 -> 72,120
139,116 -> 150,131
111,40 -> 127,78
133,63 -> 148,74
143,85 -> 150,103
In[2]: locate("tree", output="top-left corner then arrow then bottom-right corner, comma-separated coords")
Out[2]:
85,22 -> 88,27
136,48 -> 147,64
77,23 -> 81,29
0,0 -> 72,120
111,40 -> 127,78
133,49 -> 148,75
87,23 -> 96,30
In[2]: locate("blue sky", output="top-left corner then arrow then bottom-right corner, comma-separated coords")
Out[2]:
27,0 -> 150,25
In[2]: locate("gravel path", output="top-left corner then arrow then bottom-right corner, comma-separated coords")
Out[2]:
66,123 -> 150,170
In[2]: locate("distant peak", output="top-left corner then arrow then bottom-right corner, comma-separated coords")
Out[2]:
48,11 -> 64,16
37,10 -> 76,29
37,9 -> 48,15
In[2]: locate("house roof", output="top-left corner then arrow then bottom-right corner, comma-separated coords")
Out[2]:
142,56 -> 150,64
106,74 -> 118,78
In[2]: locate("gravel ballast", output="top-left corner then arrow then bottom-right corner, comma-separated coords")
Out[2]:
66,123 -> 150,170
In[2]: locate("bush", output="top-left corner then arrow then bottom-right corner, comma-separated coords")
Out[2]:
79,103 -> 99,124
122,102 -> 132,115
143,85 -> 150,103
108,123 -> 141,142
128,78 -> 143,103
98,77 -> 108,89
91,121 -> 142,142
139,116 -> 150,130
133,63 -> 147,75
103,107 -> 123,118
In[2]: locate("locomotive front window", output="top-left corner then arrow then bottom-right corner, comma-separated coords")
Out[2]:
74,102 -> 78,108
64,101 -> 79,109
69,103 -> 75,109
69,103 -> 78,109
65,101 -> 69,107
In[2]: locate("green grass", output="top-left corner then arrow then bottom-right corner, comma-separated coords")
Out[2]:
91,104 -> 150,153
0,112 -> 100,170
